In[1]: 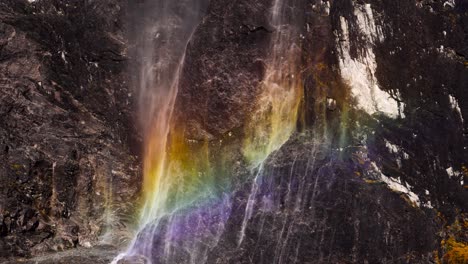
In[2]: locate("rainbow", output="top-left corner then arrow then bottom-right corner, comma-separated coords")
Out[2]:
114,0 -> 304,262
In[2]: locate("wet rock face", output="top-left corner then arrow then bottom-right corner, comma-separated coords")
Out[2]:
366,0 -> 468,212
0,0 -> 467,263
333,0 -> 468,219
0,0 -> 140,259
170,0 -> 467,262
175,0 -> 272,139
216,137 -> 440,263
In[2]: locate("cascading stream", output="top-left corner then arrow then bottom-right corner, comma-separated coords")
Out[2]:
242,0 -> 302,166
239,0 -> 303,244
113,0 -> 208,262
114,0 -> 303,263
135,0 -> 209,225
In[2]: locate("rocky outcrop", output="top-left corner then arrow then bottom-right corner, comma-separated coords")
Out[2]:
174,0 -> 273,140
0,0 -> 140,260
0,0 -> 467,263
168,0 -> 468,263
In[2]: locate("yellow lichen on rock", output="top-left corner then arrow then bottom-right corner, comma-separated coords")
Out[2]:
442,237 -> 468,263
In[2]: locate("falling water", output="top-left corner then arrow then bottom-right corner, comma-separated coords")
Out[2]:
113,0 -> 208,263
239,0 -> 303,244
114,0 -> 303,262
242,0 -> 303,165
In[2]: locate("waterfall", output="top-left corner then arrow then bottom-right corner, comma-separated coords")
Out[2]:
239,0 -> 303,244
242,0 -> 303,166
114,0 -> 303,263
113,0 -> 209,263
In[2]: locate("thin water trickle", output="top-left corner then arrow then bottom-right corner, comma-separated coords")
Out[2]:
238,163 -> 264,246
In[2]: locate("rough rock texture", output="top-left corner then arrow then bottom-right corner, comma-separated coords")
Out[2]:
175,0 -> 272,139
0,0 -> 467,263
0,0 -> 141,260
171,0 -> 468,263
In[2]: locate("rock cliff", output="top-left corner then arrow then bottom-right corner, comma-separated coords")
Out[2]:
0,0 -> 466,263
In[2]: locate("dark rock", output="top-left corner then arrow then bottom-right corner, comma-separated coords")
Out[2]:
0,0 -> 467,263
0,0 -> 141,259
174,0 -> 272,139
